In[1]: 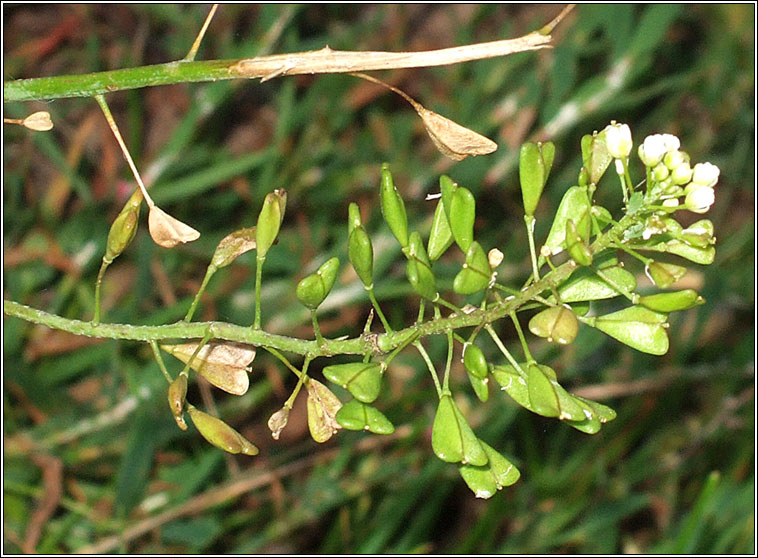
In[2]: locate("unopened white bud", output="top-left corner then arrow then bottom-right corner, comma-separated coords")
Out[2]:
605,122 -> 633,159
487,248 -> 504,269
671,161 -> 693,185
638,134 -> 667,167
652,162 -> 669,182
684,185 -> 715,214
691,162 -> 720,188
663,150 -> 686,171
660,133 -> 680,152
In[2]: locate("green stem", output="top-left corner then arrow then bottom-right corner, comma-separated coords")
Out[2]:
509,312 -> 534,363
180,328 -> 214,375
311,310 -> 325,348
484,324 -> 525,376
93,259 -> 110,325
367,287 -> 392,333
185,265 -> 217,322
149,341 -> 173,383
253,255 -> 265,329
525,214 -> 540,281
414,340 -> 443,398
442,329 -> 454,393
263,346 -> 302,378
284,356 -> 311,409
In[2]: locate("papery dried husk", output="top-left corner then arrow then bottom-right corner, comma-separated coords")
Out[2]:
148,205 -> 200,248
161,341 -> 255,395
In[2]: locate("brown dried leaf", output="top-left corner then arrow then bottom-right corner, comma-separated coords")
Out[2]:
417,107 -> 498,161
161,341 -> 256,395
148,205 -> 200,248
211,227 -> 257,269
306,378 -> 342,443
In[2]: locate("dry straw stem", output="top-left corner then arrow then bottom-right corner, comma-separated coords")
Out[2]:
3,5 -> 573,102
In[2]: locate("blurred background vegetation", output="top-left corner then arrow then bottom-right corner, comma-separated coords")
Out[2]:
3,4 -> 754,553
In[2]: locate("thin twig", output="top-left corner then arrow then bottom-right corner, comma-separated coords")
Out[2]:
183,4 -> 218,62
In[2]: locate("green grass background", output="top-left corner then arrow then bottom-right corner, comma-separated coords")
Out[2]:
3,4 -> 754,553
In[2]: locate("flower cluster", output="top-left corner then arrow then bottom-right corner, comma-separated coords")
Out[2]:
636,131 -> 720,214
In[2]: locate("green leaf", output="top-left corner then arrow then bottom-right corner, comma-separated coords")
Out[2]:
581,131 -> 612,185
336,400 -> 394,434
379,163 -> 409,248
463,344 -> 489,379
575,395 -> 617,423
427,198 -> 454,262
554,266 -> 637,302
459,441 -> 520,498
431,394 -> 487,466
528,305 -> 579,345
639,289 -> 704,312
453,241 -> 491,294
405,231 -> 438,301
449,186 -> 476,251
588,306 -> 669,355
322,362 -> 383,403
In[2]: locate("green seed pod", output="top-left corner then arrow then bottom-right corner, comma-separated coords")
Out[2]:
565,398 -> 602,434
453,241 -> 491,295
405,231 -> 437,301
541,186 -> 591,260
104,191 -> 142,263
449,186 -> 476,251
439,174 -> 457,222
639,289 -> 704,312
256,189 -> 287,259
336,400 -> 394,434
296,257 -> 340,310
167,372 -> 188,431
680,219 -> 715,248
432,394 -> 488,466
348,225 -> 374,288
323,362 -> 383,403
466,370 -> 489,402
458,440 -> 520,499
463,344 -> 489,379
519,141 -> 555,217
664,239 -> 716,265
565,219 -> 593,266
581,131 -> 613,185
587,306 -> 669,355
528,305 -> 579,345
554,266 -> 637,303
188,406 -> 258,455
645,261 -> 687,288
347,202 -> 362,236
427,198 -> 454,262
526,362 -> 561,418
379,163 -> 409,249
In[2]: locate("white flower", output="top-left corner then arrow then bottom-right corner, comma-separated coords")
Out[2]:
663,150 -> 686,171
605,122 -> 633,159
638,134 -> 667,167
691,162 -> 720,188
652,162 -> 669,182
660,134 -> 681,152
684,185 -> 715,214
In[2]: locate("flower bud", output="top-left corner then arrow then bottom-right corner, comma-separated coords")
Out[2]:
670,161 -> 693,185
604,122 -> 632,159
188,406 -> 258,455
660,133 -> 681,152
638,134 -> 667,167
684,185 -> 715,214
691,162 -> 720,188
652,161 -> 669,182
663,150 -> 686,171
